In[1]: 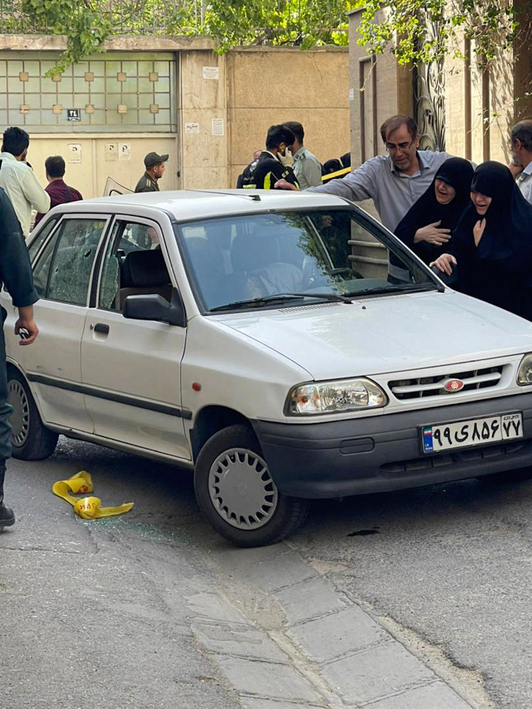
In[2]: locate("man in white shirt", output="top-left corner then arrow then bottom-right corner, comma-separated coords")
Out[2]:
0,127 -> 50,237
510,120 -> 532,204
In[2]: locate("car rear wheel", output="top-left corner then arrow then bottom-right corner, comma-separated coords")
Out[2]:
7,369 -> 58,460
194,424 -> 310,547
477,468 -> 532,484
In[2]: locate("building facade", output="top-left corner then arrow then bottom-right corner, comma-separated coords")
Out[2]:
0,35 -> 350,197
348,2 -> 532,168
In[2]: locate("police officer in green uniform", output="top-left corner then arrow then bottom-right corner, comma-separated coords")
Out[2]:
135,152 -> 169,193
284,121 -> 323,189
239,125 -> 299,190
0,188 -> 39,528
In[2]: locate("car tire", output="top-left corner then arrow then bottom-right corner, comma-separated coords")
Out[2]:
194,423 -> 310,547
477,468 -> 532,484
7,368 -> 58,460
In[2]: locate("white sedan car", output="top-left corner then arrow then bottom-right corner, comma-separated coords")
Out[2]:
4,190 -> 532,546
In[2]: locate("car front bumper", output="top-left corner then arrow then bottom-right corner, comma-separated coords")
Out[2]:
252,392 -> 532,498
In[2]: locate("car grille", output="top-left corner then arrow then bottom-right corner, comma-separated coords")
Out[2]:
389,365 -> 504,400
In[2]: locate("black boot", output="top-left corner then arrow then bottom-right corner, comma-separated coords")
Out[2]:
0,465 -> 14,527
0,498 -> 14,527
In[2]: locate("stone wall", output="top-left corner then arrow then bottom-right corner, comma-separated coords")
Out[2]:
226,47 -> 349,188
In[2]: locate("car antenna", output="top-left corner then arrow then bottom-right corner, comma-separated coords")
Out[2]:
189,189 -> 261,202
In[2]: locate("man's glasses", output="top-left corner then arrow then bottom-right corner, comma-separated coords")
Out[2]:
385,140 -> 414,153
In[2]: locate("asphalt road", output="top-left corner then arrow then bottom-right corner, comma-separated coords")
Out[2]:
288,475 -> 532,709
2,436 -> 531,708
0,438 -> 241,709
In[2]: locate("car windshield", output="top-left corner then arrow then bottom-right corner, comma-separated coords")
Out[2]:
175,209 -> 438,312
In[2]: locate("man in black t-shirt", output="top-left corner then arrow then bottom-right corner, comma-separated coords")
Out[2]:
238,125 -> 299,190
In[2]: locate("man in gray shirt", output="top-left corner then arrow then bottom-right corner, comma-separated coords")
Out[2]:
276,115 -> 453,233
509,120 -> 532,204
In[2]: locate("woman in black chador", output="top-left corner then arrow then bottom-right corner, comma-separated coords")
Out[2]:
395,157 -> 474,264
432,161 -> 532,320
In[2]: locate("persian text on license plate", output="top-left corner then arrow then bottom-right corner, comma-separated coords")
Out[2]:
421,413 -> 523,453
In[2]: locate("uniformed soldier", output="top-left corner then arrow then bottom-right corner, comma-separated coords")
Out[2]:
134,152 -> 169,193
238,125 -> 299,190
0,188 -> 39,528
284,121 -> 323,189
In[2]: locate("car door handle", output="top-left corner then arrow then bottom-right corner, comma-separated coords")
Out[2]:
94,323 -> 110,335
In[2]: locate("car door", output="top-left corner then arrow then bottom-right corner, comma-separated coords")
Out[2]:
80,216 -> 190,461
8,215 -> 110,432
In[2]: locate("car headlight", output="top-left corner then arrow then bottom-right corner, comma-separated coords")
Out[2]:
517,353 -> 532,385
287,378 -> 387,415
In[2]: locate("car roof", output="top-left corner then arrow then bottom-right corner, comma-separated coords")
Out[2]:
52,189 -> 353,223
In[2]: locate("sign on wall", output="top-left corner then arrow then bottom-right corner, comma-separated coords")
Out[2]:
67,143 -> 82,163
212,118 -> 224,137
67,109 -> 81,122
119,143 -> 131,161
202,66 -> 220,80
105,143 -> 118,161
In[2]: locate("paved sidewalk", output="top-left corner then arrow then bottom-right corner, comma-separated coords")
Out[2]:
190,544 -> 484,708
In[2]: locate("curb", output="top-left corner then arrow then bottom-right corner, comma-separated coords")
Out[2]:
187,545 -> 480,708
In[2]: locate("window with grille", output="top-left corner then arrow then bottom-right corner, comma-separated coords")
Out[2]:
0,52 -> 177,132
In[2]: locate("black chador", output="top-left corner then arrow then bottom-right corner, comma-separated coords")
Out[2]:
451,161 -> 532,320
395,157 -> 474,264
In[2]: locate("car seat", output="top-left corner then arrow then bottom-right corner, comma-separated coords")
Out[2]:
119,249 -> 173,309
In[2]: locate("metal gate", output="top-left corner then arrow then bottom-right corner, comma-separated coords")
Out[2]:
413,25 -> 446,151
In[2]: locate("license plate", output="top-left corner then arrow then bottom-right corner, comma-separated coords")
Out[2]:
421,413 -> 523,453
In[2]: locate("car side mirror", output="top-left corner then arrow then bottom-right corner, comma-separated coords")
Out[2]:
430,265 -> 458,288
122,289 -> 186,327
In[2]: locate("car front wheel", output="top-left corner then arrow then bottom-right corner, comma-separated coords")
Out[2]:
194,424 -> 310,547
7,368 -> 58,460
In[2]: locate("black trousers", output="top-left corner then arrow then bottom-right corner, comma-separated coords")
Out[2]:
0,307 -> 12,491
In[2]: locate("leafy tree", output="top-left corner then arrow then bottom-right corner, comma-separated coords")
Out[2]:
21,0 -> 112,75
353,0 -> 519,68
12,0 -> 521,75
17,0 -> 351,75
202,0 -> 351,51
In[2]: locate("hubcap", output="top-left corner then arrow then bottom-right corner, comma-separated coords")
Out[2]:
208,447 -> 279,530
7,380 -> 30,447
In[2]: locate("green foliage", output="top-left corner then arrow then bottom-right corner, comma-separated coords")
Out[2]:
202,0 -> 351,52
353,0 -> 519,67
21,0 -> 112,76
12,0 -> 351,74
10,0 -> 518,74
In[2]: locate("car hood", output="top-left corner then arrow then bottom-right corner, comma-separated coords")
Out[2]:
216,291 -> 532,379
